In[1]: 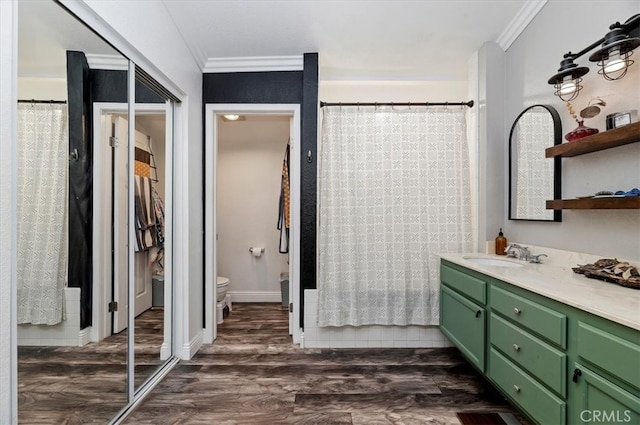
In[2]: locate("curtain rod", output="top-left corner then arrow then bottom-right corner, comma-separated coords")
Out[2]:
18,99 -> 67,104
320,100 -> 474,108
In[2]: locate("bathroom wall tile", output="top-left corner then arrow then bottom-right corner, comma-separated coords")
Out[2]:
355,329 -> 369,341
381,327 -> 396,341
406,326 -> 422,341
368,326 -> 383,340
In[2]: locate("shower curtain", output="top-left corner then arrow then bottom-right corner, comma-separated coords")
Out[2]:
318,107 -> 472,327
17,103 -> 68,325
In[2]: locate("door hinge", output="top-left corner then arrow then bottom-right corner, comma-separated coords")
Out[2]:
108,301 -> 118,312
109,136 -> 118,148
289,303 -> 293,313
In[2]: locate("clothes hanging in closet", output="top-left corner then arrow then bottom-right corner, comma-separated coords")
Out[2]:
277,142 -> 290,253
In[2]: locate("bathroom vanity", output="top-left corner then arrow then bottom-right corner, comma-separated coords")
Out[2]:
439,253 -> 640,425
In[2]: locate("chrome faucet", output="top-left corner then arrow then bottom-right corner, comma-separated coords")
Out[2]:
505,244 -> 548,263
505,244 -> 530,261
529,254 -> 548,264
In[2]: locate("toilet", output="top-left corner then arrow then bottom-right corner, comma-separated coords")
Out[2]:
216,276 -> 232,324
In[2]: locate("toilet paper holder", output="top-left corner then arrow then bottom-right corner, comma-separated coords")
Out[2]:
249,247 -> 265,254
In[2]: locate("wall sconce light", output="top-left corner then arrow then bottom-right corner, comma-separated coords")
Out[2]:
548,14 -> 640,101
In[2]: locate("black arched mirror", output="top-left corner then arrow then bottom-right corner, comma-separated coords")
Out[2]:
509,104 -> 562,222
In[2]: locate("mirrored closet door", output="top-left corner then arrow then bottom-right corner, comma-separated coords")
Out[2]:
16,1 -> 176,422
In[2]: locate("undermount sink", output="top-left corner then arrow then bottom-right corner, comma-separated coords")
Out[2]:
463,256 -> 525,268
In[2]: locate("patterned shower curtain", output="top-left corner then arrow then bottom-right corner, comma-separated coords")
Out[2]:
317,107 -> 472,326
17,103 -> 68,325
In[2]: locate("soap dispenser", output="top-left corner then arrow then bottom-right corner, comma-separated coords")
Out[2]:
495,228 -> 507,256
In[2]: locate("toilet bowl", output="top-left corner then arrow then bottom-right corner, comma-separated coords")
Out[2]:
216,276 -> 232,324
216,276 -> 230,302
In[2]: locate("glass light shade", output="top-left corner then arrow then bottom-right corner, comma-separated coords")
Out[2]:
559,76 -> 578,96
604,48 -> 627,73
223,114 -> 240,121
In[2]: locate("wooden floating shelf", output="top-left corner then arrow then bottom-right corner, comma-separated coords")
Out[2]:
546,197 -> 640,210
545,121 -> 640,158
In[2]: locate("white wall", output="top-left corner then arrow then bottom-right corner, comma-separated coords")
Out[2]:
71,0 -> 205,358
320,80 -> 467,103
18,77 -> 66,100
502,1 -> 640,261
0,0 -> 17,420
217,116 -> 290,302
477,42 -> 507,252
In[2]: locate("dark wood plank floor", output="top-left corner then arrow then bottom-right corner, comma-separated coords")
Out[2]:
18,307 -> 165,424
126,303 -> 523,424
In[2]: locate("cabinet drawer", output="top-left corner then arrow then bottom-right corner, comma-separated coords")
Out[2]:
490,285 -> 567,348
490,348 -> 566,425
440,285 -> 485,371
577,322 -> 640,391
490,314 -> 566,397
440,264 -> 486,305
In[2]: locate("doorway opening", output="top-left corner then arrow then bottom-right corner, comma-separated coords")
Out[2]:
204,104 -> 301,345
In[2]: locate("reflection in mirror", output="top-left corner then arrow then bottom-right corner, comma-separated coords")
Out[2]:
17,1 -> 128,421
133,75 -> 172,389
509,104 -> 562,222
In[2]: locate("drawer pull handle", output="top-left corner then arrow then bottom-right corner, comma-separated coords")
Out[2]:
513,385 -> 521,393
512,344 -> 520,352
513,307 -> 521,315
475,310 -> 481,318
572,368 -> 582,383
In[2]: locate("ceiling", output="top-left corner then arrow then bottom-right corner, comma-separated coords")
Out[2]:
163,0 -> 532,81
18,0 -> 538,82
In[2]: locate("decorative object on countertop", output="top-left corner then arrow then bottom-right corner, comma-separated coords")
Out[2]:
606,110 -> 638,130
572,258 -> 640,289
495,228 -> 507,256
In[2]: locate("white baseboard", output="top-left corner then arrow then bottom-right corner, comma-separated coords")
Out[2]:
229,291 -> 283,303
181,330 -> 203,360
160,342 -> 171,360
78,327 -> 91,346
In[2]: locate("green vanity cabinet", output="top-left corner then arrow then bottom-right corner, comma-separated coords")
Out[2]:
440,263 -> 488,371
439,259 -> 640,425
440,285 -> 486,371
571,364 -> 640,425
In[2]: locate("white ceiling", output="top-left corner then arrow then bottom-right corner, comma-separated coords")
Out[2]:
18,0 -> 543,82
164,0 -> 534,80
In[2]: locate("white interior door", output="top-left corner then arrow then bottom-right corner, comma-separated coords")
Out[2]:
113,116 -> 129,333
113,117 -> 153,332
133,130 -> 152,316
288,116 -> 294,336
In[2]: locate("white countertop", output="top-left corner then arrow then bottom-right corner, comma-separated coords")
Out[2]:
439,252 -> 640,331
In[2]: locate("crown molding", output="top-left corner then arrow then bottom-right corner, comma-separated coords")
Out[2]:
203,56 -> 304,73
84,54 -> 128,70
496,0 -> 548,51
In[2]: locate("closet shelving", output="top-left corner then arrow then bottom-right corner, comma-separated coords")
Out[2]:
545,121 -> 640,210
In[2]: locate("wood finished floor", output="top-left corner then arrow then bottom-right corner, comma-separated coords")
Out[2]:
125,303 -> 524,424
18,307 -> 165,424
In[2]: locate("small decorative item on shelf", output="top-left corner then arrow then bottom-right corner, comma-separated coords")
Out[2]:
606,110 -> 638,130
564,98 -> 606,142
565,120 -> 599,141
